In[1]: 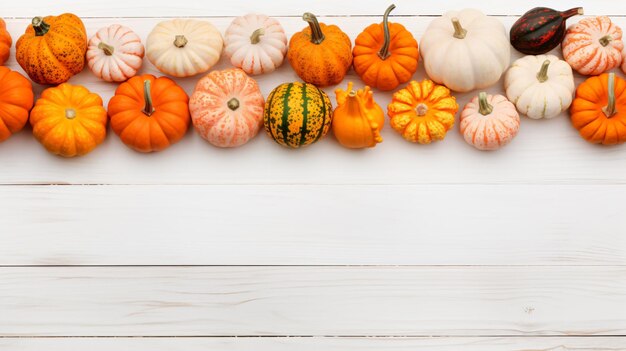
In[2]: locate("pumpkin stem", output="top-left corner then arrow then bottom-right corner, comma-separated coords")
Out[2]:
478,92 -> 493,116
536,59 -> 551,83
98,42 -> 115,56
65,108 -> 77,120
603,73 -> 617,118
174,35 -> 188,48
302,12 -> 325,44
562,7 -> 584,19
250,28 -> 265,44
377,4 -> 396,60
227,98 -> 240,111
416,103 -> 428,116
599,35 -> 613,47
451,18 -> 467,39
143,80 -> 155,117
32,17 -> 50,36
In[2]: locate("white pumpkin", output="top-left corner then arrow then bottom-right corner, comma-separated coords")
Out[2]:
420,8 -> 510,92
224,14 -> 288,75
146,19 -> 223,77
504,54 -> 574,119
86,24 -> 145,82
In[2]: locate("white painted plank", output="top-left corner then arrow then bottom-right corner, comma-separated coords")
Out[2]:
0,0 -> 621,17
1,184 -> 624,266
2,266 -> 625,336
1,337 -> 625,351
0,16 -> 625,185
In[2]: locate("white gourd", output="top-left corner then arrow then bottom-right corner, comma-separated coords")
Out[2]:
420,8 -> 510,92
224,14 -> 288,75
146,19 -> 223,78
504,54 -> 574,119
86,24 -> 145,82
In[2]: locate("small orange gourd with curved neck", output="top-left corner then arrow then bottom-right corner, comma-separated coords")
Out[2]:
332,82 -> 384,149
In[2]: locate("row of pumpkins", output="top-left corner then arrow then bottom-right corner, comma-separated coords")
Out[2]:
0,6 -> 625,157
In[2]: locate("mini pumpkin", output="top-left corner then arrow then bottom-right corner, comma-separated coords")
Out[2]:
562,16 -> 623,76
333,82 -> 384,149
16,14 -> 87,85
189,68 -> 265,148
0,67 -> 34,143
353,4 -> 419,91
146,19 -> 223,78
420,9 -> 510,92
570,72 -> 626,145
460,92 -> 520,151
288,12 -> 352,87
108,74 -> 190,152
30,83 -> 107,157
87,24 -> 145,82
387,79 -> 458,144
264,82 -> 333,148
504,54 -> 575,119
224,14 -> 287,75
0,18 -> 12,66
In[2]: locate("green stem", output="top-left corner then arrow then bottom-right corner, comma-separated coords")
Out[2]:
378,4 -> 396,60
536,59 -> 550,83
599,35 -> 612,47
227,98 -> 240,111
32,17 -> 50,36
250,28 -> 265,44
302,12 -> 325,44
98,42 -> 115,56
174,35 -> 188,48
603,73 -> 616,118
143,80 -> 154,116
451,17 -> 466,39
478,92 -> 493,115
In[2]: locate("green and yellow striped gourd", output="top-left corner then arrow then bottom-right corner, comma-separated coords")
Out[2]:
264,82 -> 333,148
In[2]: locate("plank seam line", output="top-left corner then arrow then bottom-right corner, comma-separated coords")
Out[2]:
1,183 -> 625,186
2,335 -> 626,338
2,14 -> 625,19
1,264 -> 625,268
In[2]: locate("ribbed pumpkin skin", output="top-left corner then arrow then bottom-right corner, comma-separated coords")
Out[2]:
0,67 -> 34,142
510,7 -> 583,55
264,82 -> 333,148
16,14 -> 87,85
0,19 -> 12,66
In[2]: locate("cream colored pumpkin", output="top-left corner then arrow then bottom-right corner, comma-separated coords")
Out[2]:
420,8 -> 510,92
189,68 -> 265,148
86,24 -> 144,82
562,16 -> 623,76
146,19 -> 223,77
504,54 -> 574,119
460,92 -> 520,151
224,13 -> 287,75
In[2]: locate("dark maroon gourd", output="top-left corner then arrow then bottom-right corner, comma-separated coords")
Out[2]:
510,7 -> 583,55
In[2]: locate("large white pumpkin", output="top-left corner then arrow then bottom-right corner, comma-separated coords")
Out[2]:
504,54 -> 574,119
146,19 -> 223,77
420,8 -> 510,92
224,13 -> 287,75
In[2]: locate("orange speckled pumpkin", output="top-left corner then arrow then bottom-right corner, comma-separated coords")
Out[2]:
288,12 -> 352,87
16,14 -> 87,85
387,79 -> 458,144
108,74 -> 190,153
570,72 -> 626,145
0,67 -> 34,142
352,5 -> 419,91
30,83 -> 107,157
333,82 -> 384,148
0,19 -> 12,66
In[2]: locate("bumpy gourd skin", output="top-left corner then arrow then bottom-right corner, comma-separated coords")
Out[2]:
16,14 -> 87,85
333,82 -> 384,149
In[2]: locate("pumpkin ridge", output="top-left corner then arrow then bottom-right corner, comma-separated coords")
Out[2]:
299,82 -> 309,146
280,83 -> 294,145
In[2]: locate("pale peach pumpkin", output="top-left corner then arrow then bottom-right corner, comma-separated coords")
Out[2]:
460,92 -> 520,151
562,16 -> 623,75
87,24 -> 145,82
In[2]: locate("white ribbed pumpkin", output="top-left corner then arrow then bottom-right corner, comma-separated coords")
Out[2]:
460,92 -> 520,151
86,24 -> 145,82
504,54 -> 574,119
146,19 -> 223,77
420,8 -> 510,92
224,13 -> 287,75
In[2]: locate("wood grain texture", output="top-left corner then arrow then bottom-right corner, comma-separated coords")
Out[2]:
2,266 -> 626,336
1,184 -> 624,266
1,337 -> 625,351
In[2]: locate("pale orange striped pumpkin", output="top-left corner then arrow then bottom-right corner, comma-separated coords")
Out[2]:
562,16 -> 623,76
460,93 -> 520,151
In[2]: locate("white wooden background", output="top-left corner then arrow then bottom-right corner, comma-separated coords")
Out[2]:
1,1 -> 625,350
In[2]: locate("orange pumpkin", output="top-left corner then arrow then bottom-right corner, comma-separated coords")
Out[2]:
387,79 -> 458,144
570,72 -> 626,145
0,67 -> 34,142
353,5 -> 419,91
333,82 -> 384,148
0,18 -> 12,66
16,14 -> 87,85
288,12 -> 352,87
108,74 -> 190,153
30,83 -> 107,157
